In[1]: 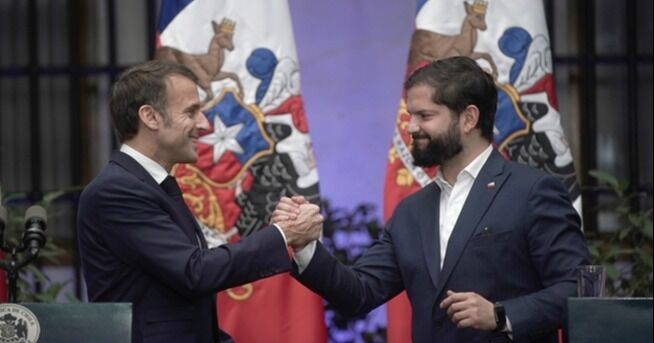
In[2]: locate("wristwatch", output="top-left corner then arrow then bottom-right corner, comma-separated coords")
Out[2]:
494,302 -> 506,332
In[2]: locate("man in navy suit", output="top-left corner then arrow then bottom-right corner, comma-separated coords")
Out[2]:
276,56 -> 590,342
77,60 -> 323,343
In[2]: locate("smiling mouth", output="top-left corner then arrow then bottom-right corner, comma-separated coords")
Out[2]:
411,136 -> 430,149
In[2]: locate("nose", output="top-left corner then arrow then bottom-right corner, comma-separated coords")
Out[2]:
196,112 -> 211,130
407,115 -> 419,134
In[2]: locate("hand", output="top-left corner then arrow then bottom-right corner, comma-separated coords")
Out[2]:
273,196 -> 322,250
439,290 -> 496,331
270,196 -> 306,223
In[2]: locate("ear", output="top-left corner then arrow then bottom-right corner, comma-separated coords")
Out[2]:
138,105 -> 161,131
460,105 -> 480,134
464,2 -> 471,14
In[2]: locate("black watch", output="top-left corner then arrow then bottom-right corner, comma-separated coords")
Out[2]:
494,302 -> 506,332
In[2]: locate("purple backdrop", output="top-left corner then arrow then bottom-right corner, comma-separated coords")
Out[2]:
290,1 -> 414,214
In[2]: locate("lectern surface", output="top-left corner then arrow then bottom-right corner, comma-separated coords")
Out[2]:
566,298 -> 653,343
22,302 -> 132,343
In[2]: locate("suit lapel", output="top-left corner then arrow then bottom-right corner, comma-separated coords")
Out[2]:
111,151 -> 207,248
111,151 -> 161,190
434,150 -> 509,297
417,183 -> 441,288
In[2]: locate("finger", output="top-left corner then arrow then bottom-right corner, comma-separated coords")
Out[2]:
300,203 -> 320,212
451,308 -> 465,325
455,316 -> 474,329
291,195 -> 307,204
272,210 -> 295,221
440,290 -> 460,309
271,213 -> 289,222
298,204 -> 320,218
446,291 -> 469,304
279,197 -> 300,208
446,299 -> 467,318
276,202 -> 300,214
440,296 -> 453,310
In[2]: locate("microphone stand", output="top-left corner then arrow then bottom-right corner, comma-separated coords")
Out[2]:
0,211 -> 45,303
0,244 -> 42,303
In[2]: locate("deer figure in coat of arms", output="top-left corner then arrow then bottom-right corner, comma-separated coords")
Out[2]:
156,18 -> 244,100
408,0 -> 498,77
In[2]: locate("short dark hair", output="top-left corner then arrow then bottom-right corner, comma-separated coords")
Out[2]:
404,56 -> 497,141
110,60 -> 198,143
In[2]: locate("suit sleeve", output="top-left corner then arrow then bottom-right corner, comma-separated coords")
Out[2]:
502,174 -> 591,341
90,179 -> 291,297
292,214 -> 405,316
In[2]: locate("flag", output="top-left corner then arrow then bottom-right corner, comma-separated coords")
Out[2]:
384,1 -> 582,341
155,1 -> 326,342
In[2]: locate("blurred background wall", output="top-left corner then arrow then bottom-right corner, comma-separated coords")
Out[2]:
1,0 -> 652,302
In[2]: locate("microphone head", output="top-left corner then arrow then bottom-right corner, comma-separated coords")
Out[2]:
25,205 -> 47,225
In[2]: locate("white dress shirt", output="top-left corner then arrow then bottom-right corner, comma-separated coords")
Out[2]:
121,144 -> 169,184
434,145 -> 492,269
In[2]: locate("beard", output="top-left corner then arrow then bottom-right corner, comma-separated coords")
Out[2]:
411,120 -> 463,167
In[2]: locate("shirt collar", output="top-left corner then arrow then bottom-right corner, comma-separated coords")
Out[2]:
435,144 -> 493,189
120,144 -> 169,184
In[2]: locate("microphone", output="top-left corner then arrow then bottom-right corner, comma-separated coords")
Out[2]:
23,205 -> 47,251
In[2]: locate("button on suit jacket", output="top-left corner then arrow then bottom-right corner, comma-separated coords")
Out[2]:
78,151 -> 291,343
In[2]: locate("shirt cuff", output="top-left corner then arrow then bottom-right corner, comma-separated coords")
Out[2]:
272,223 -> 288,247
293,240 -> 317,273
505,316 -> 513,340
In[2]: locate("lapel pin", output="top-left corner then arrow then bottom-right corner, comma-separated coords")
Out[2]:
486,181 -> 496,189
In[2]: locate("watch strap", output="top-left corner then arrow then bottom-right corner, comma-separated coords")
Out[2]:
494,302 -> 506,332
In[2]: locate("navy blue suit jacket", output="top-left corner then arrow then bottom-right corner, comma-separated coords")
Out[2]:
294,150 -> 590,343
78,151 -> 291,343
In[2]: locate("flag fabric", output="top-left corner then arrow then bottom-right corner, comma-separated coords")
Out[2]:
156,1 -> 326,342
384,1 -> 582,341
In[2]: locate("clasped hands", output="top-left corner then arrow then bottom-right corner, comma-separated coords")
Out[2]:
272,196 -> 323,251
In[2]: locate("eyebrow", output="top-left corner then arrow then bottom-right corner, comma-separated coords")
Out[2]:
184,102 -> 203,114
409,109 -> 436,116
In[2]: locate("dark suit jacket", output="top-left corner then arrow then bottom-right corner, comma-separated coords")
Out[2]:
294,150 -> 590,343
78,151 -> 291,343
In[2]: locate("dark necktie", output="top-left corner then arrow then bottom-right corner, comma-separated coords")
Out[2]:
160,175 -> 205,248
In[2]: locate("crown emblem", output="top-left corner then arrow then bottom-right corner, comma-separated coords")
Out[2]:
218,18 -> 236,34
471,0 -> 488,14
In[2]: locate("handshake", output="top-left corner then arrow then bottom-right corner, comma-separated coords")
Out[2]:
271,196 -> 323,251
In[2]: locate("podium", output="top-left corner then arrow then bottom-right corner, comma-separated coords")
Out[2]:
566,298 -> 653,343
22,303 -> 132,342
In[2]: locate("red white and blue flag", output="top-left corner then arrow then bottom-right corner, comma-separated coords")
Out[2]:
384,1 -> 581,342
156,1 -> 326,342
